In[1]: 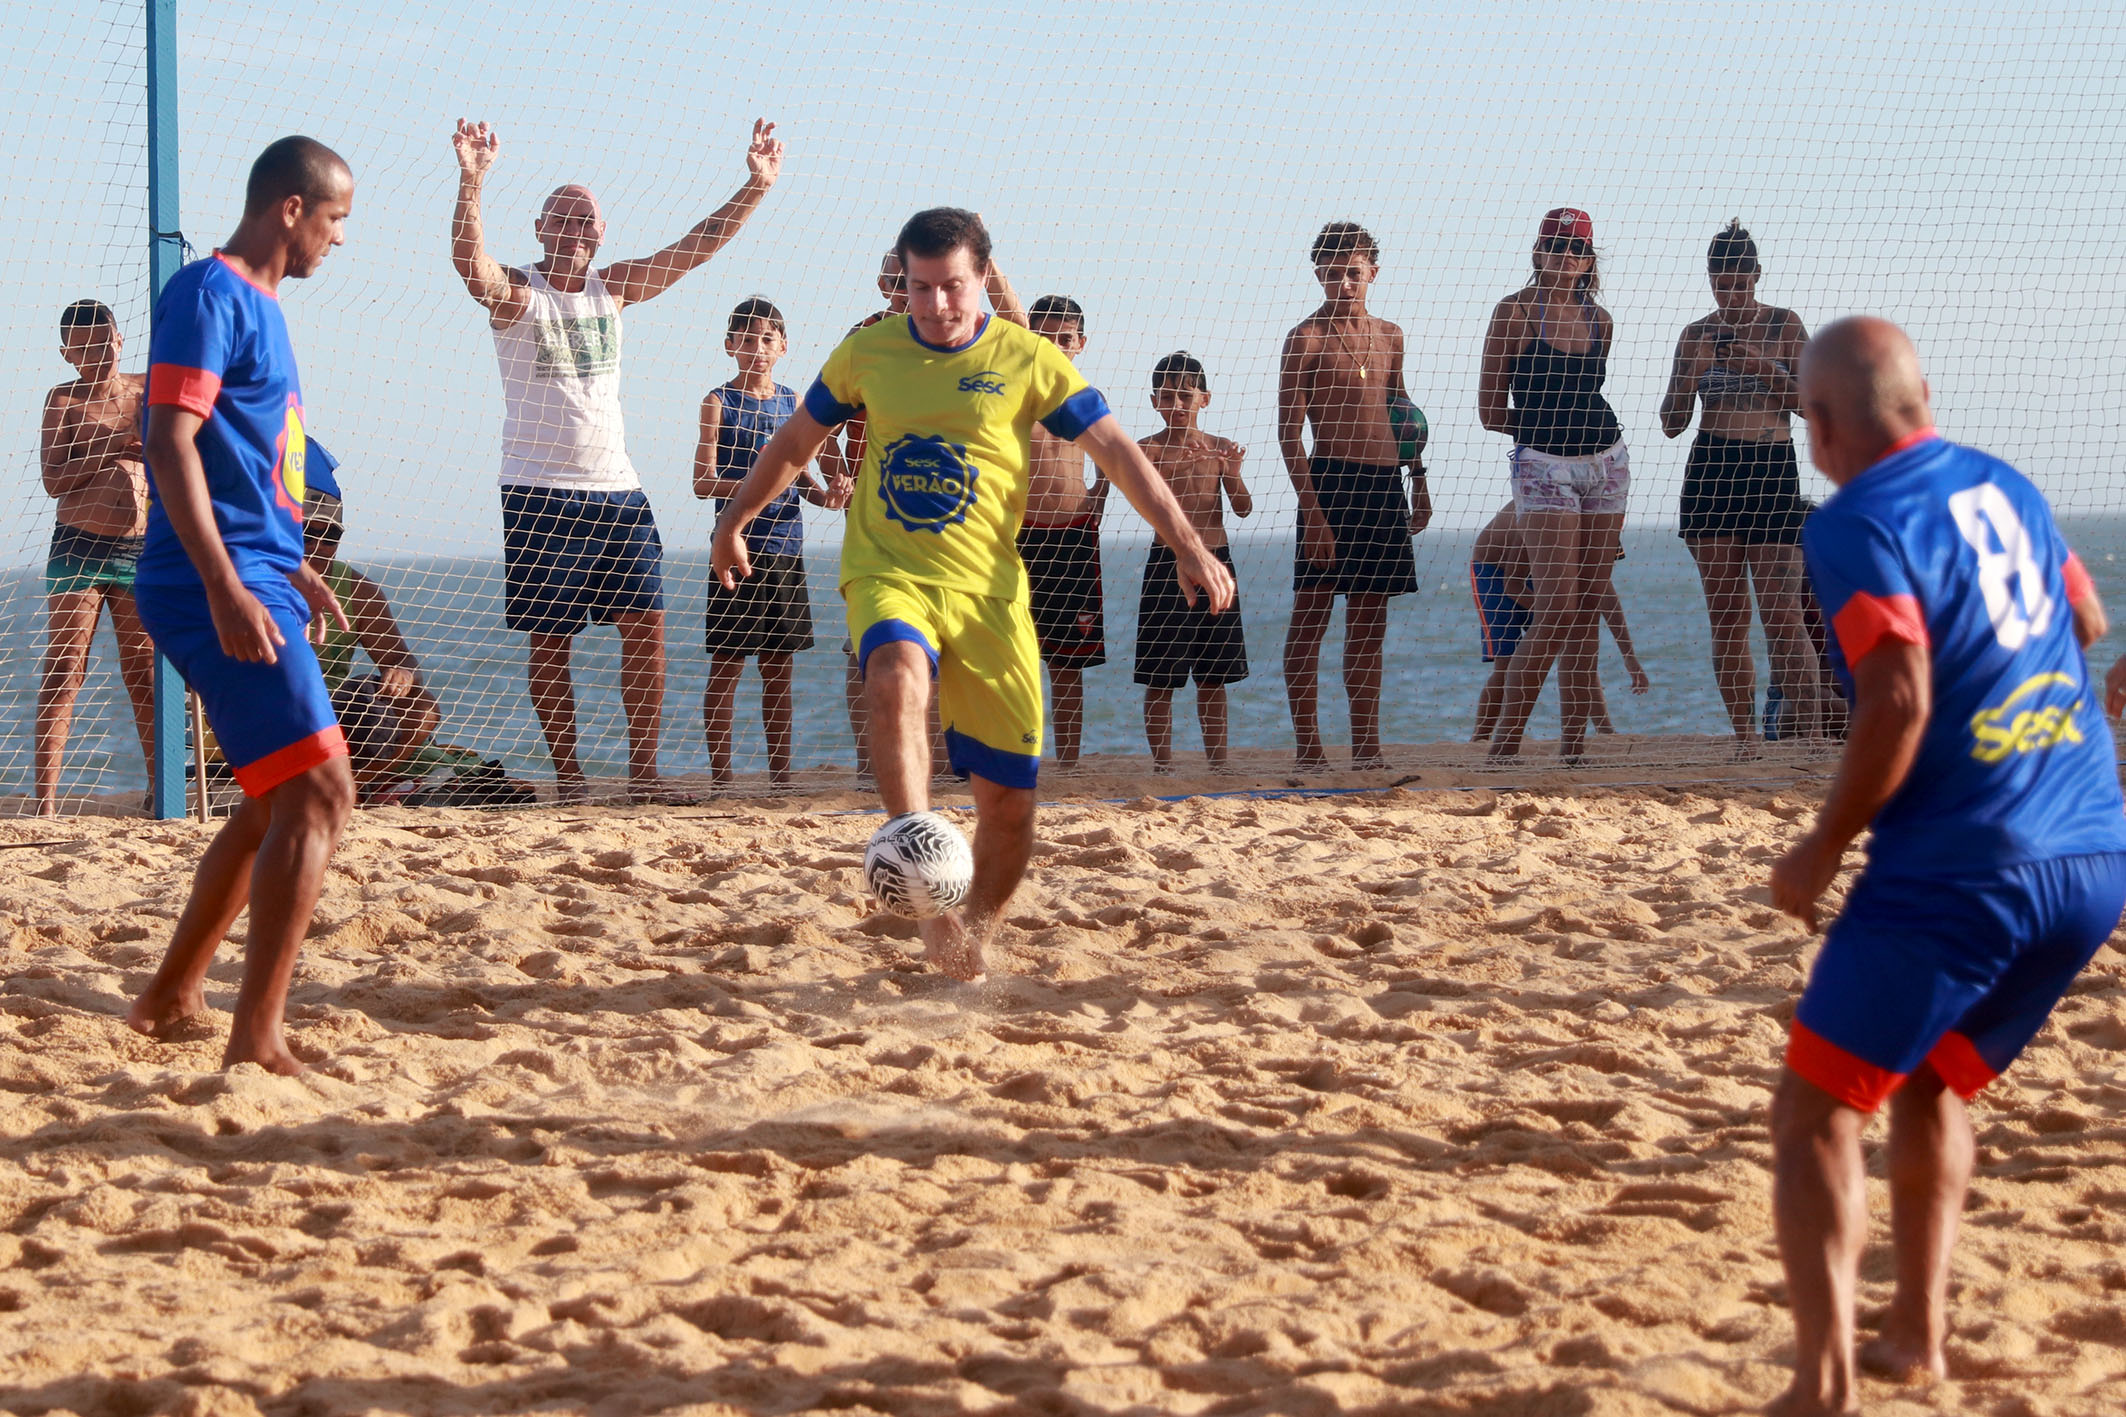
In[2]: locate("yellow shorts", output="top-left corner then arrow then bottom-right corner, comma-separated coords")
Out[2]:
844,575 -> 1043,788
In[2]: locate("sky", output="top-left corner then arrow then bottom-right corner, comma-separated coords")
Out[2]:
3,0 -> 2125,571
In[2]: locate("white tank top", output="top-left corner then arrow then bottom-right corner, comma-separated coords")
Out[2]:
492,266 -> 640,491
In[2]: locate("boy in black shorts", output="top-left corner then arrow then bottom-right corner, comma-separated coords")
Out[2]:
694,298 -> 834,787
1136,353 -> 1251,772
1020,295 -> 1108,769
1278,222 -> 1426,771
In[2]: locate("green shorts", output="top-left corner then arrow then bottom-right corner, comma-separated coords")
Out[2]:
47,524 -> 142,597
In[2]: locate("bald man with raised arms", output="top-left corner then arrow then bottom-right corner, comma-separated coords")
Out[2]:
451,117 -> 783,802
1766,317 -> 2126,1414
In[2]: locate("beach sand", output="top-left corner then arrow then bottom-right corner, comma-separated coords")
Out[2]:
3,755 -> 2124,1415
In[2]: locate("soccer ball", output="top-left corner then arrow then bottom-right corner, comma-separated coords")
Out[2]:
1388,394 -> 1429,465
863,811 -> 974,919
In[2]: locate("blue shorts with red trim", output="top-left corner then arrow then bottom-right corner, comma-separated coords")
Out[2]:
1790,851 -> 2126,1111
134,576 -> 347,798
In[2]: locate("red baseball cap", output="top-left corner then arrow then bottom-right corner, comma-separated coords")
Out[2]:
1539,207 -> 1594,243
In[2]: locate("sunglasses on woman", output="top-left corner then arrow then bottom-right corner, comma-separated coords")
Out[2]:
1538,236 -> 1592,258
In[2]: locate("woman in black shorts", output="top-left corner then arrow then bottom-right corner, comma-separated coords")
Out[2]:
1660,220 -> 1825,753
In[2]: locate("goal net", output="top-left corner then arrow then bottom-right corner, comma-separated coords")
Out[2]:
4,0 -> 2122,814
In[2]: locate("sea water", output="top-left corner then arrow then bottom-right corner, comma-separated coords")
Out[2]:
7,519 -> 2125,799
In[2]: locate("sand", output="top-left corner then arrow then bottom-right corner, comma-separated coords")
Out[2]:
3,761 -> 2125,1416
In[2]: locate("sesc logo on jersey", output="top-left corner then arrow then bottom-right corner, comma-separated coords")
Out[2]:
878,434 -> 978,533
1969,671 -> 2086,764
957,369 -> 1007,396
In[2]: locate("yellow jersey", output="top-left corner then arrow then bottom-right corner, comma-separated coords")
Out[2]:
807,314 -> 1108,601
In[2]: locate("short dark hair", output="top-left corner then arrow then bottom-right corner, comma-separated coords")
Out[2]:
1152,350 -> 1208,393
244,136 -> 350,217
1028,295 -> 1084,336
728,296 -> 786,340
60,299 -> 114,335
1709,218 -> 1760,272
895,207 -> 991,271
1311,220 -> 1379,266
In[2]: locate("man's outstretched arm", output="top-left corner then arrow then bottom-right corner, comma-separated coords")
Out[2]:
602,120 -> 783,308
450,120 -> 529,326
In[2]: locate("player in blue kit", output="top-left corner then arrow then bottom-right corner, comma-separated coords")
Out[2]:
1767,318 -> 2126,1414
124,137 -> 357,1076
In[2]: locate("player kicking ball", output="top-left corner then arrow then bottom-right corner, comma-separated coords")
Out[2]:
1768,317 -> 2126,1414
713,209 -> 1233,980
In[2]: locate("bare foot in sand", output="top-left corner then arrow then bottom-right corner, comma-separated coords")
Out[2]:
1763,1387 -> 1856,1417
1731,734 -> 1764,763
1292,751 -> 1331,773
918,912 -> 987,983
1349,754 -> 1387,772
224,1026 -> 306,1077
1859,1330 -> 1945,1385
126,984 -> 208,1041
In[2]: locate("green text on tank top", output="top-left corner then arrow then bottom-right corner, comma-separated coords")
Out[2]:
315,560 -> 359,692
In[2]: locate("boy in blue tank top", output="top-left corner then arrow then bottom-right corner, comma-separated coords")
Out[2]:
124,137 -> 358,1077
693,298 -> 842,786
1767,317 -> 2126,1414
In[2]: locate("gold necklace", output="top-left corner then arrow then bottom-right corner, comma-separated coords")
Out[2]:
1327,318 -> 1373,380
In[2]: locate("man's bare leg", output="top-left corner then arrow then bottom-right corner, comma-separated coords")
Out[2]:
614,609 -> 667,796
525,631 -> 588,801
35,589 -> 100,816
1049,666 -> 1084,768
1472,659 -> 1511,743
760,650 -> 796,785
1284,583 -> 1335,769
1199,683 -> 1231,771
845,651 -> 870,778
110,591 -> 159,790
1144,686 -> 1175,771
1488,510 -> 1585,760
702,652 -> 745,785
127,795 -> 271,1035
1862,1065 -> 1968,1383
127,756 -> 354,1074
1770,1069 -> 1869,1416
1343,593 -> 1387,768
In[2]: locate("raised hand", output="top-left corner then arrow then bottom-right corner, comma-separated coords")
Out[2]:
453,119 -> 500,180
745,119 -> 784,186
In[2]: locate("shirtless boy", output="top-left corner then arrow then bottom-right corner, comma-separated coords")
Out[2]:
1280,221 -> 1429,770
1020,295 -> 1107,769
1136,352 -> 1250,772
37,299 -> 156,814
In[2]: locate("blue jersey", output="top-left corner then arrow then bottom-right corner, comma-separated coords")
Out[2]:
714,382 -> 801,557
137,253 -> 307,588
1803,432 -> 2126,876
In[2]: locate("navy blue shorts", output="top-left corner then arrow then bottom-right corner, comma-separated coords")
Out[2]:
501,486 -> 664,637
134,576 -> 346,797
1790,852 -> 2126,1111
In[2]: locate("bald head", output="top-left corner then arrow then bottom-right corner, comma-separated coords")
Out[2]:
541,183 -> 602,224
1798,316 -> 1934,484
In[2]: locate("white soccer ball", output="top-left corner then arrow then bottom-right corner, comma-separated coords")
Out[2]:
863,811 -> 974,919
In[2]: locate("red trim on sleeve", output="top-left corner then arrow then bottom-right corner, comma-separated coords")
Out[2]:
1831,591 -> 1927,669
232,725 -> 348,798
1786,1021 -> 1904,1113
2063,551 -> 2096,608
1924,1031 -> 1997,1100
147,364 -> 222,418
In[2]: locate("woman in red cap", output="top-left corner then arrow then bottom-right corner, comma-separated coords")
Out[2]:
1660,218 -> 1825,756
1477,207 -> 1629,764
